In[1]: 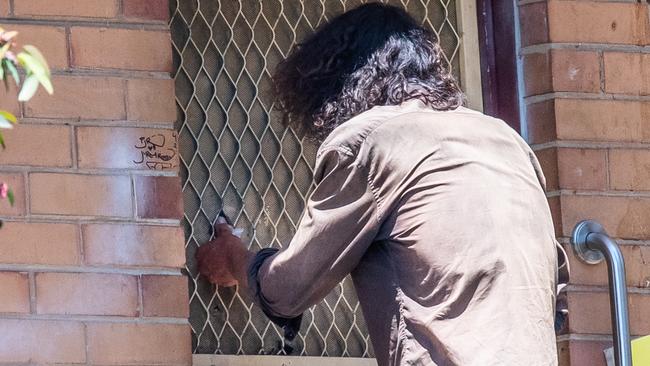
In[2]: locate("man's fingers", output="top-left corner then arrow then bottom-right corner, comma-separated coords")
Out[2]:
218,279 -> 238,287
215,223 -> 234,236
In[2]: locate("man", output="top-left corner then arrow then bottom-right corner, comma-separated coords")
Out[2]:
197,3 -> 567,365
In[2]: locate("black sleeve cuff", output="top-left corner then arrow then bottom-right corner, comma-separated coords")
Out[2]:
247,248 -> 302,341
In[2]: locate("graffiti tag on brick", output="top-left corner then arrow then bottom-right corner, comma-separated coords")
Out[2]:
134,133 -> 178,170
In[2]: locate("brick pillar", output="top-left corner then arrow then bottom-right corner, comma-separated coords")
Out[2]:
0,1 -> 191,365
519,1 -> 650,365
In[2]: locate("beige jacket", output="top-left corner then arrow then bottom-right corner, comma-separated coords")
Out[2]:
250,100 -> 566,365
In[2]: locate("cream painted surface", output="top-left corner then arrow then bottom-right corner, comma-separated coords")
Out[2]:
194,355 -> 378,366
456,0 -> 483,112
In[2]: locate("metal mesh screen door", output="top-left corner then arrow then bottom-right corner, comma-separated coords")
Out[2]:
170,0 -> 471,357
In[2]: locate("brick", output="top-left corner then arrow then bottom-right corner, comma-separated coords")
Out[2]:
25,76 -> 125,120
523,52 -> 552,97
561,195 -> 650,239
123,0 -> 169,21
15,0 -> 118,18
0,0 -> 9,16
567,291 -> 616,335
71,27 -> 172,71
548,196 -> 562,237
0,82 -> 20,116
30,173 -> 132,217
609,149 -> 650,191
0,272 -> 29,313
36,272 -> 138,316
638,246 -> 650,288
134,176 -> 183,219
142,275 -> 189,317
566,340 -> 611,366
557,340 -> 569,366
0,125 -> 71,167
83,224 -> 184,267
565,243 -> 650,288
87,323 -> 191,365
77,127 -> 178,170
604,52 -> 650,95
555,99 -> 647,142
0,173 -> 25,216
518,2 -> 548,47
557,148 -> 607,190
0,319 -> 85,363
12,24 -> 68,69
548,1 -> 645,45
628,293 -> 650,336
127,78 -> 177,123
568,291 -> 650,336
551,49 -> 600,93
526,100 -> 556,145
0,222 -> 79,265
534,148 -> 558,191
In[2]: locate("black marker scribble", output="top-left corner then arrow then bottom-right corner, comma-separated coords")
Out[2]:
134,133 -> 179,170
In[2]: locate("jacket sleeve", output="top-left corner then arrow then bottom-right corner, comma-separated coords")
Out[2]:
248,145 -> 381,319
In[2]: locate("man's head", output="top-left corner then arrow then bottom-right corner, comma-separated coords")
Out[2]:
272,2 -> 464,140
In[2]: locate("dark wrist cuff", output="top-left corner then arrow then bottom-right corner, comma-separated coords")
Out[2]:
247,248 -> 302,341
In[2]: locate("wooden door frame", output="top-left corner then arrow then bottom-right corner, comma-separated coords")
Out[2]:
476,0 -> 522,133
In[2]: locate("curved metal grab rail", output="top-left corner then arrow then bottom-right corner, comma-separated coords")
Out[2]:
571,220 -> 632,366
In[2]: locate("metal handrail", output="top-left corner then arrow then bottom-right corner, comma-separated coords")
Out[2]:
571,220 -> 632,366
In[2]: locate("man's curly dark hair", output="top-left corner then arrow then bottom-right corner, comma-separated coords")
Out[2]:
272,2 -> 465,141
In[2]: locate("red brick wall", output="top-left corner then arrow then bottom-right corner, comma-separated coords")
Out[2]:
0,1 -> 191,364
519,1 -> 650,365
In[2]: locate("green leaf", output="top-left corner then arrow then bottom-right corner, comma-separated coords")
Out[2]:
7,188 -> 14,206
4,59 -> 18,86
0,110 -> 17,124
35,72 -> 53,95
0,131 -> 6,149
17,52 -> 52,94
0,42 -> 10,62
18,75 -> 39,101
17,53 -> 44,77
0,115 -> 13,129
1,61 -> 8,90
23,45 -> 50,77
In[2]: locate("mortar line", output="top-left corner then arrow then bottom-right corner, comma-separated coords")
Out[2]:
0,215 -> 179,226
522,43 -> 650,55
137,274 -> 144,317
18,117 -> 175,129
0,166 -> 177,176
0,313 -> 189,324
78,222 -> 85,266
0,263 -> 183,276
532,140 -> 650,151
21,170 -> 30,220
598,50 -> 606,93
65,24 -> 73,69
70,125 -> 78,169
525,91 -> 650,105
0,17 -> 169,30
28,271 -> 36,314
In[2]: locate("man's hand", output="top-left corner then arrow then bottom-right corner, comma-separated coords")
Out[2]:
196,219 -> 254,288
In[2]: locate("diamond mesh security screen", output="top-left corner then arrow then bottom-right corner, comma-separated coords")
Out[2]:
170,0 -> 461,356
